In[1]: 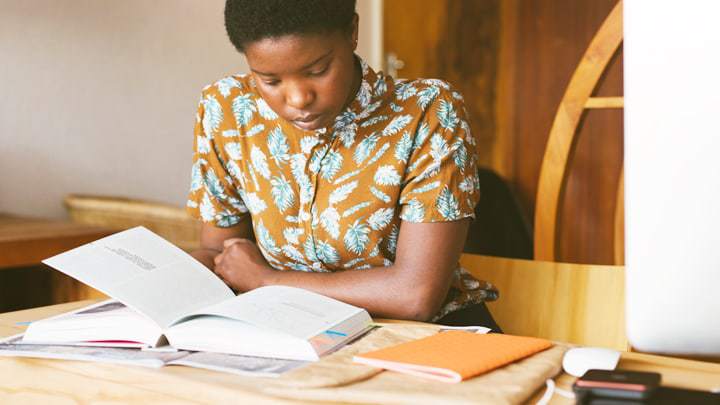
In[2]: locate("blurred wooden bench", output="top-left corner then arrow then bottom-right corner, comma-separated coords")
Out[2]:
0,213 -> 112,270
0,213 -> 113,311
64,194 -> 200,252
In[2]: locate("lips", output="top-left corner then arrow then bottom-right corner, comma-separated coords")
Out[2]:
292,114 -> 323,130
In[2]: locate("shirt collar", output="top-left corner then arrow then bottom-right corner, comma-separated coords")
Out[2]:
326,55 -> 387,134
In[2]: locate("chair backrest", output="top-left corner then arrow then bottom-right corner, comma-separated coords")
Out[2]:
534,0 -> 625,264
463,168 -> 533,259
461,253 -> 627,350
64,194 -> 200,252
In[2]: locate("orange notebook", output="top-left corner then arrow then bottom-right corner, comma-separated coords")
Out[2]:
353,331 -> 553,383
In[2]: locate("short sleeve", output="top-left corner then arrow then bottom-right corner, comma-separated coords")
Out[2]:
399,89 -> 480,223
186,91 -> 249,228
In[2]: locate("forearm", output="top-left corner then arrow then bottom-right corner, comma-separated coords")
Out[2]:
191,248 -> 220,270
260,220 -> 470,320
214,220 -> 468,321
263,264 -> 453,321
193,220 -> 254,270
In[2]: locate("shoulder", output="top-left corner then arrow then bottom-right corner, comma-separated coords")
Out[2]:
391,78 -> 465,110
199,73 -> 255,101
196,73 -> 278,135
388,78 -> 469,135
387,77 -> 468,133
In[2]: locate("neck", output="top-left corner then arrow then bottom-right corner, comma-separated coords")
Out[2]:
342,55 -> 363,110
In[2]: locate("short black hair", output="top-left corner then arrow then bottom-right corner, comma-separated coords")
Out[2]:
225,0 -> 357,52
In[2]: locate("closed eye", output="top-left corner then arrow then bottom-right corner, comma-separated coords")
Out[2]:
308,64 -> 329,77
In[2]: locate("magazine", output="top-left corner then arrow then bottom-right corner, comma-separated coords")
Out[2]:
0,334 -> 307,377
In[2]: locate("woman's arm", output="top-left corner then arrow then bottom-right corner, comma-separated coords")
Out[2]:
213,219 -> 470,321
190,216 -> 254,270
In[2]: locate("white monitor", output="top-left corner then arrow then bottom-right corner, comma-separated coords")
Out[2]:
624,0 -> 720,355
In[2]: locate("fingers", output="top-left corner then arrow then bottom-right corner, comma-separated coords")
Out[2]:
212,255 -> 229,283
223,238 -> 247,248
214,238 -> 244,268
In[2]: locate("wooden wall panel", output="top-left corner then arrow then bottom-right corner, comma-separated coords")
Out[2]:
383,0 -> 500,167
559,45 -> 624,264
436,0 -> 499,167
559,109 -> 624,264
383,0 -> 623,264
382,0 -> 447,80
506,0 -> 623,264
508,0 -> 622,211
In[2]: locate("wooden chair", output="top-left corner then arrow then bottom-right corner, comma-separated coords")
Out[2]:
460,2 -> 627,350
64,194 -> 200,252
461,254 -> 626,350
534,0 -> 625,265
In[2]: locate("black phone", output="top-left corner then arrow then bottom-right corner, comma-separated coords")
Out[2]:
578,387 -> 720,405
573,369 -> 661,401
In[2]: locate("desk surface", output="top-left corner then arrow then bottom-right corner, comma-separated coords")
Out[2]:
1,302 -> 720,404
0,214 -> 112,269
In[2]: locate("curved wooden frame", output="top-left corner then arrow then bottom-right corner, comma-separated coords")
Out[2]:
534,1 -> 624,262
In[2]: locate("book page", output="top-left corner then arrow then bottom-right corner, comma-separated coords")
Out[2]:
43,227 -> 234,328
178,286 -> 367,339
22,300 -> 163,347
165,315 -> 318,361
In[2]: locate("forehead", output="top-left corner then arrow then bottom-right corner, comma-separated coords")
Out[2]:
244,33 -> 344,75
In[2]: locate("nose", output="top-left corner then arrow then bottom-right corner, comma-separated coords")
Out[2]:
285,82 -> 315,111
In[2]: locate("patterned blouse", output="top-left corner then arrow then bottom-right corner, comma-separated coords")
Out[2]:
186,56 -> 497,320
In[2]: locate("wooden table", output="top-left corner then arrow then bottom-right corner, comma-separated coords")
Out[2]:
0,214 -> 112,269
1,302 -> 719,404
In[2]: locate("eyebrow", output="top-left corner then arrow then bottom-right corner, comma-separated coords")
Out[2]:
251,49 -> 334,76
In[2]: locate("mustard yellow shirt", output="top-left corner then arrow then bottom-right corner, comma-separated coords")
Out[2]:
187,57 -> 497,319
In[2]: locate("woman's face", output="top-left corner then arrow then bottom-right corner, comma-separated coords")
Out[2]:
243,21 -> 360,131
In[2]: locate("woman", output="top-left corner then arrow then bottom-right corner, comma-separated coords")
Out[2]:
187,0 -> 499,329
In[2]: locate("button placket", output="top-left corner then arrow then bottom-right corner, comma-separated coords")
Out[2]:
307,127 -> 344,268
304,131 -> 328,268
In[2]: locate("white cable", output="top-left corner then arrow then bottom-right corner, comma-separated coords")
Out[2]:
535,378 -> 575,405
555,386 -> 575,399
535,379 -> 555,405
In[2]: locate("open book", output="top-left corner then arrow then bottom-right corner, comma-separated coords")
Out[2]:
28,227 -> 372,361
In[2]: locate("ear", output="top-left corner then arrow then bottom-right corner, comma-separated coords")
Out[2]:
350,12 -> 359,50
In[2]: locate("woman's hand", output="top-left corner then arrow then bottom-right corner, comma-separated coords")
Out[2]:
213,238 -> 274,293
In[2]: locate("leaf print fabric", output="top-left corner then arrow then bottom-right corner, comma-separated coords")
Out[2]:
267,126 -> 291,165
232,94 -> 256,126
270,176 -> 294,212
187,56 -> 492,319
344,220 -> 371,255
374,165 -> 401,186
